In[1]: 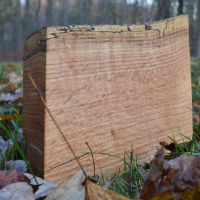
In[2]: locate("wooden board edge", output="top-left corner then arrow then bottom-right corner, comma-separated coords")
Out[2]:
46,15 -> 188,40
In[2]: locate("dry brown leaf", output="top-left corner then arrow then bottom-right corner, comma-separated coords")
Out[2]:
0,169 -> 30,189
160,141 -> 192,154
141,150 -> 200,200
85,180 -> 130,200
0,115 -> 21,123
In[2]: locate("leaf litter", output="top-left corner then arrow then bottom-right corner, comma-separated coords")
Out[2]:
141,149 -> 200,200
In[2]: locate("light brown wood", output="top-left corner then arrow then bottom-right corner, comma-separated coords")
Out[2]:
23,15 -> 193,183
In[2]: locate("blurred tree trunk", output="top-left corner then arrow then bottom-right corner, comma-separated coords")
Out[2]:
149,0 -> 157,21
34,0 -> 41,29
86,0 -> 94,24
197,0 -> 200,57
186,0 -> 195,55
59,0 -> 68,25
108,0 -> 117,24
98,0 -> 109,24
12,0 -> 21,51
141,0 -> 147,23
76,0 -> 93,24
46,0 -> 54,26
132,0 -> 138,23
79,0 -> 84,24
178,0 -> 184,15
155,0 -> 171,20
122,0 -> 128,24
25,0 -> 33,36
0,0 -> 6,54
0,0 -> 13,59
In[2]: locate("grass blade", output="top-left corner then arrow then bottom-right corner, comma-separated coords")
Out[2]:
0,122 -> 39,185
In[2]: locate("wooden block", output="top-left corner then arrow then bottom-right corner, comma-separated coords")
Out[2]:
23,15 -> 192,183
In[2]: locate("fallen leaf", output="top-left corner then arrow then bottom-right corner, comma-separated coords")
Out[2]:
160,141 -> 192,154
24,173 -> 58,199
0,169 -> 30,189
140,150 -> 200,200
0,115 -> 21,123
45,167 -> 87,200
183,184 -> 200,200
138,167 -> 150,181
159,141 -> 176,152
85,180 -> 130,200
3,83 -> 17,91
0,182 -> 34,200
150,193 -> 173,200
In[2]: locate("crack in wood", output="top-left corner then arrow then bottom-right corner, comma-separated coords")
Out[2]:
46,20 -> 170,41
47,32 -> 58,40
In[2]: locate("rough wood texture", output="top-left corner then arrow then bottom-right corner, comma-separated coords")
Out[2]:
23,15 -> 192,183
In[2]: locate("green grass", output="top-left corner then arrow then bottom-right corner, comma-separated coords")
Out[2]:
0,62 -> 39,183
88,150 -> 145,199
0,120 -> 38,184
164,131 -> 200,160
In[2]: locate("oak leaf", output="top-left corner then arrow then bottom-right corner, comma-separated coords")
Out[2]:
85,180 -> 130,200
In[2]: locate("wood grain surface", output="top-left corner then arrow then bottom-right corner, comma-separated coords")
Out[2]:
23,15 -> 193,183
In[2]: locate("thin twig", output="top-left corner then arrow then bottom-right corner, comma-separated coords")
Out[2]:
27,70 -> 87,179
85,142 -> 96,176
